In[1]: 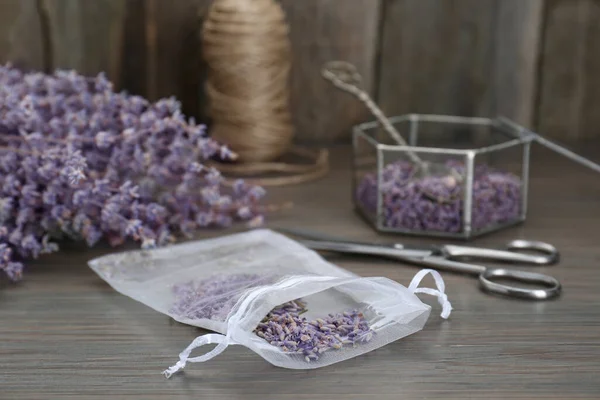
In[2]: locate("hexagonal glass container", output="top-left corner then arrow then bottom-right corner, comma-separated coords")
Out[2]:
352,114 -> 534,240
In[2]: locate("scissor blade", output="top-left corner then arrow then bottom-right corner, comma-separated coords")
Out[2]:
276,227 -> 356,243
275,227 -> 434,259
299,239 -> 434,259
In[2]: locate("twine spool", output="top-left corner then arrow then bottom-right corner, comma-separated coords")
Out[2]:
201,0 -> 329,186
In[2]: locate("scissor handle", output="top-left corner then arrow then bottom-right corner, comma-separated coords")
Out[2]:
478,268 -> 561,300
442,240 -> 559,265
506,240 -> 559,264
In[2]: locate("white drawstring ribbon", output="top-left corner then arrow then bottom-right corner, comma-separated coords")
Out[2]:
408,269 -> 452,319
163,333 -> 231,378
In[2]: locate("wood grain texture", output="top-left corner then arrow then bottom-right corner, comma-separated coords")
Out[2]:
40,0 -> 126,86
143,0 -> 210,119
536,0 -> 600,139
377,0 -> 496,119
2,146 -> 600,399
279,0 -> 382,144
491,0 -> 544,126
119,0 -> 150,97
0,0 -> 45,71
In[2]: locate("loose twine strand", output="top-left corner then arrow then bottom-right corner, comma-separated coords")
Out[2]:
321,61 -> 423,166
322,61 -> 462,182
202,0 -> 329,187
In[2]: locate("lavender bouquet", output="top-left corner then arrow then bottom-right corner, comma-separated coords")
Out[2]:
0,64 -> 266,281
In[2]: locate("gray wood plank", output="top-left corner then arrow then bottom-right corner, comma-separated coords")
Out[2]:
279,0 -> 382,143
0,0 -> 45,71
40,0 -> 126,86
2,146 -> 600,399
537,0 -> 600,140
143,0 -> 209,117
119,0 -> 150,97
377,0 -> 497,120
120,0 -> 214,118
491,0 -> 544,126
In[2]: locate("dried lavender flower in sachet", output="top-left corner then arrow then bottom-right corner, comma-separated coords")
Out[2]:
89,229 -> 452,377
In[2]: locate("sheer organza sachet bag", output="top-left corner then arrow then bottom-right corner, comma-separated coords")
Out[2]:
88,229 -> 452,377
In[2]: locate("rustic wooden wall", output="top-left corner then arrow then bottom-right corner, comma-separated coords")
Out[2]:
537,0 -> 600,140
0,0 -> 598,143
378,0 -> 497,121
0,0 -> 45,71
280,0 -> 382,144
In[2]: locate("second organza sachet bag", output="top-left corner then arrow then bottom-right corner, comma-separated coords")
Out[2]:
88,229 -> 452,377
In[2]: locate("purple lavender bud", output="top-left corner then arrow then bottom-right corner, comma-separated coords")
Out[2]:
92,179 -> 111,195
195,212 -> 213,227
154,97 -> 180,116
94,131 -> 114,149
100,202 -> 120,224
8,229 -> 23,246
0,198 -> 13,223
16,207 -> 35,226
71,189 -> 90,207
246,186 -> 266,202
198,138 -> 220,159
219,145 -> 235,160
125,219 -> 144,239
204,168 -> 222,186
21,234 -> 42,258
188,162 -> 204,174
93,71 -> 112,92
0,243 -> 12,262
65,149 -> 87,170
3,261 -> 24,281
145,203 -> 167,224
21,184 -> 40,207
0,153 -> 18,173
232,179 -> 247,195
63,167 -> 86,186
3,175 -> 21,197
127,95 -> 149,114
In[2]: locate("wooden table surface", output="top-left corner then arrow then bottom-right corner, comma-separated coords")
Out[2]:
2,145 -> 600,399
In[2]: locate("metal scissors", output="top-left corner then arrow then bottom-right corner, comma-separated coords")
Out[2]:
277,227 -> 562,301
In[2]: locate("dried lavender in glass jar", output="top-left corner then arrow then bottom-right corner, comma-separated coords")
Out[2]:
356,160 -> 522,233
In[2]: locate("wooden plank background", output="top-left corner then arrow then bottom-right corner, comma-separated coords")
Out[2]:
537,0 -> 600,140
0,0 -> 598,143
378,0 -> 497,121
